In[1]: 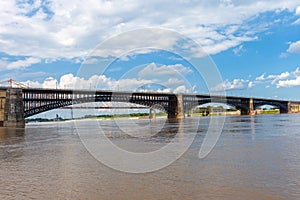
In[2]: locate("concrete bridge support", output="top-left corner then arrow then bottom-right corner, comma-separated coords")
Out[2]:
0,89 -> 6,127
279,102 -> 289,114
0,88 -> 25,128
167,94 -> 184,119
287,101 -> 300,114
240,98 -> 255,115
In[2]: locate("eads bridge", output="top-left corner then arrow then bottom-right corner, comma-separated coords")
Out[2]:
1,86 -> 300,128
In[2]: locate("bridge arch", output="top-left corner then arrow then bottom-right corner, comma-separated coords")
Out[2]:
22,89 -> 173,118
253,99 -> 289,114
188,102 -> 240,116
183,95 -> 251,115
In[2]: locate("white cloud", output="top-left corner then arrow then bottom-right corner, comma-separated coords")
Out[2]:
212,79 -> 248,91
274,67 -> 300,88
22,72 -> 194,93
267,71 -> 290,84
296,6 -> 300,15
117,78 -> 154,91
279,52 -> 288,58
42,77 -> 58,89
233,45 -> 244,56
210,67 -> 300,91
203,37 -> 255,55
84,58 -> 99,65
220,0 -> 234,8
0,0 -> 299,67
22,80 -> 42,88
277,77 -> 300,88
293,67 -> 300,75
253,67 -> 300,88
248,81 -> 254,88
138,63 -> 192,78
292,18 -> 300,25
0,57 -> 41,70
174,85 -> 190,94
90,30 -> 180,58
164,77 -> 185,88
287,40 -> 300,54
255,73 -> 265,81
58,74 -> 115,90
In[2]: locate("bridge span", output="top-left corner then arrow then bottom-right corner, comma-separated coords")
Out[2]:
1,87 -> 300,128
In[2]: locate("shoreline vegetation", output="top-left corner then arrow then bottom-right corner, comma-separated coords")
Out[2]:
26,112 -> 167,123
25,106 -> 280,123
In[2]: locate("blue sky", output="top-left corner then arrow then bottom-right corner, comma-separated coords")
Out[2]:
1,0 -> 300,101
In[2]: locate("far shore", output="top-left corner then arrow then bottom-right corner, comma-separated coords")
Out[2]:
26,109 -> 281,124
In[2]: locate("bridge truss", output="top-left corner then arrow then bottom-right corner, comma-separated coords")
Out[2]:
21,88 -> 294,118
22,88 -> 178,118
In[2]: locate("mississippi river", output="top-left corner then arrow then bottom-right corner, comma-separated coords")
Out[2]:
0,114 -> 300,199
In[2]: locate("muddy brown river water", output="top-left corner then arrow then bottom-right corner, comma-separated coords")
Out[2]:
0,114 -> 300,199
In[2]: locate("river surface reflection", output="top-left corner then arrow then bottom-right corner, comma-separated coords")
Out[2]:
0,114 -> 300,200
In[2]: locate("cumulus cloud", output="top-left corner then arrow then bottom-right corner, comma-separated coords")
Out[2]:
22,72 -> 194,93
138,63 -> 192,78
267,71 -> 290,84
0,57 -> 41,70
287,40 -> 300,54
274,67 -> 300,88
248,81 -> 254,88
212,79 -> 248,91
164,77 -> 186,88
211,67 -> 300,91
22,80 -> 42,88
174,85 -> 190,94
253,67 -> 300,88
296,6 -> 300,15
255,71 -> 291,84
42,77 -> 58,89
292,5 -> 300,24
255,73 -> 265,81
277,77 -> 300,88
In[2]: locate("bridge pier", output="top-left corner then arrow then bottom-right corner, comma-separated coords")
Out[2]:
0,88 -> 25,128
285,101 -> 300,114
278,102 -> 289,114
167,94 -> 184,119
240,98 -> 255,115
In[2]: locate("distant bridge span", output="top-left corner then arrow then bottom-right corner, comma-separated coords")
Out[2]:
1,87 -> 300,128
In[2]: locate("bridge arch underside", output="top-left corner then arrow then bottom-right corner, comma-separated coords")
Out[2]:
23,97 -> 171,118
183,98 -> 289,115
253,100 -> 288,114
184,100 -> 248,115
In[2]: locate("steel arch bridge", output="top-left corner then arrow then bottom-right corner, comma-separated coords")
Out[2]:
1,87 -> 300,128
21,88 -> 296,117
